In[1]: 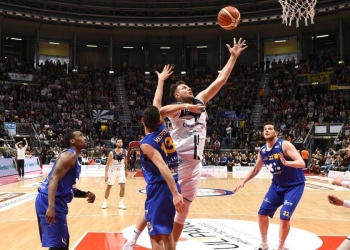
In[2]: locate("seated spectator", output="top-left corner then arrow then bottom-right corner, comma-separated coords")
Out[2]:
219,153 -> 227,166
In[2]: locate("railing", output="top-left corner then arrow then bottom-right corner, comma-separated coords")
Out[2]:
303,123 -> 315,151
333,122 -> 345,150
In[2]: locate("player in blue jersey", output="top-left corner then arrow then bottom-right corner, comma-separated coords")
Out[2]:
35,130 -> 96,250
233,122 -> 305,250
139,105 -> 185,250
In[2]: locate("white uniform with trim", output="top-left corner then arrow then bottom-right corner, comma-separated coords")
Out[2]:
106,149 -> 127,185
168,98 -> 207,201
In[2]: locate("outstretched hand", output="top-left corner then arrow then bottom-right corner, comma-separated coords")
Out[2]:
226,37 -> 248,58
233,182 -> 245,193
155,64 -> 173,81
328,195 -> 343,206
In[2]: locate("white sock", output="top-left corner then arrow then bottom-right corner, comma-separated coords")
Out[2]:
261,235 -> 267,243
129,228 -> 141,242
120,197 -> 124,203
103,198 -> 108,203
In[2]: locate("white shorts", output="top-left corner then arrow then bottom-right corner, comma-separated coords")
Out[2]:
177,159 -> 202,202
106,169 -> 126,186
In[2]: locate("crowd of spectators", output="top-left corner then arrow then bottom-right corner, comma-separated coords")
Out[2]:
0,49 -> 349,173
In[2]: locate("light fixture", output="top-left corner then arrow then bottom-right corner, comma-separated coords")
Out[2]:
123,47 -> 134,49
11,37 -> 22,41
72,69 -> 78,72
49,42 -> 60,45
338,61 -> 344,64
197,46 -> 207,49
181,71 -> 186,75
86,45 -> 97,47
275,40 -> 286,43
218,70 -> 222,73
160,47 -> 171,49
316,35 -> 329,38
145,71 -> 150,75
109,70 -> 114,74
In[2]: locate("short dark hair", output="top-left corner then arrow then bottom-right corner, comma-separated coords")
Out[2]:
64,130 -> 77,148
263,122 -> 278,131
143,105 -> 160,131
169,80 -> 185,99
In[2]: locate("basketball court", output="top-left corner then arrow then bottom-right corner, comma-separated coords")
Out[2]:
0,165 -> 349,250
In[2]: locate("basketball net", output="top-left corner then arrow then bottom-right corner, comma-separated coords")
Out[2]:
279,0 -> 317,28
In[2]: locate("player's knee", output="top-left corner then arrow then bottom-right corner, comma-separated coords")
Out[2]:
174,199 -> 191,224
280,211 -> 292,221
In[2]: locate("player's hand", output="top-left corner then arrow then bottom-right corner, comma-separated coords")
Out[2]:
278,153 -> 288,166
45,206 -> 56,226
332,177 -> 343,186
187,104 -> 206,114
125,171 -> 128,178
105,175 -> 108,183
328,195 -> 343,206
226,37 -> 247,58
173,193 -> 185,213
233,182 -> 245,193
155,64 -> 173,81
86,191 -> 96,203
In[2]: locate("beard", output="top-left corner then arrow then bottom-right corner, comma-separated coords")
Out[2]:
117,145 -> 122,149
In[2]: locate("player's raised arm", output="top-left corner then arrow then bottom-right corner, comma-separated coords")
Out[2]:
154,64 -> 173,110
197,37 -> 247,104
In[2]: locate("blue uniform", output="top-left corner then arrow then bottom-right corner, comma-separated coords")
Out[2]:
258,139 -> 305,220
35,148 -> 81,247
140,124 -> 180,236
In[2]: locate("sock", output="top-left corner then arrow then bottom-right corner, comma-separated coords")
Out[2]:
129,228 -> 141,242
278,239 -> 285,249
174,242 -> 177,246
103,198 -> 108,203
119,197 -> 124,203
261,235 -> 268,243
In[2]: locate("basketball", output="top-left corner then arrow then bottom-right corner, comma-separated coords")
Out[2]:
217,6 -> 241,30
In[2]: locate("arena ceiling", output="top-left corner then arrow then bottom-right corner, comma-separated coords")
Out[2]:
0,0 -> 349,45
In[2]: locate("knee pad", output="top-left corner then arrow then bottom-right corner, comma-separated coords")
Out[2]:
174,199 -> 192,225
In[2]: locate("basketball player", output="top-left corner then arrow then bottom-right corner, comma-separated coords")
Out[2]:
139,105 -> 185,250
328,144 -> 350,250
123,37 -> 247,249
233,122 -> 305,250
35,130 -> 96,250
101,138 -> 128,210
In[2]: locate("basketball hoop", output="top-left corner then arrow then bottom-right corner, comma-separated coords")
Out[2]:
279,0 -> 317,28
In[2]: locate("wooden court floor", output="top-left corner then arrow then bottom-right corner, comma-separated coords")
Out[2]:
0,168 -> 349,250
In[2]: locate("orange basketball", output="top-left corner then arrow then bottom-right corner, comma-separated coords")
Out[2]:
218,6 -> 241,30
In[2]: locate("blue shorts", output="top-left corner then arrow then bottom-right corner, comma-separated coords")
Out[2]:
35,193 -> 69,247
258,182 -> 305,220
145,182 -> 180,236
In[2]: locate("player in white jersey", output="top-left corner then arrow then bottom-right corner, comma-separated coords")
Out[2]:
123,38 -> 247,250
101,138 -> 128,210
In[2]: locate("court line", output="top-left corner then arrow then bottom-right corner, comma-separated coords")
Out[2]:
71,231 -> 87,250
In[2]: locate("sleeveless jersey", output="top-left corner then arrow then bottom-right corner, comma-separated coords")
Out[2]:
38,148 -> 81,203
140,124 -> 179,184
110,148 -> 126,170
260,138 -> 305,186
169,98 -> 207,160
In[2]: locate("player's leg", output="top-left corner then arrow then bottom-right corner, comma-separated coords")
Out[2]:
337,236 -> 350,250
102,171 -> 116,209
118,170 -> 126,209
36,193 -> 69,249
257,183 -> 283,250
278,183 -> 305,250
173,162 -> 201,243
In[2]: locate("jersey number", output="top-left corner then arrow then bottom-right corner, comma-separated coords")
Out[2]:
161,136 -> 176,156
